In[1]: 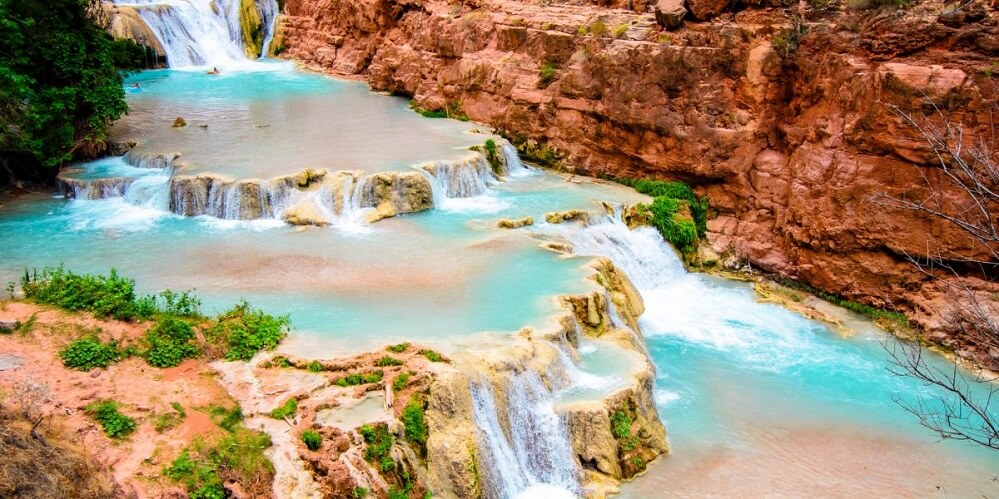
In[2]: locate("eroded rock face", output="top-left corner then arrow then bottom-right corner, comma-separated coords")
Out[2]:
277,0 -> 999,359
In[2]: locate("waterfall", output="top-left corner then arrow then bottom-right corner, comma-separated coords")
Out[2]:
500,142 -> 533,177
468,365 -> 580,499
257,0 -> 279,57
114,0 -> 279,68
558,215 -> 686,291
421,156 -> 494,204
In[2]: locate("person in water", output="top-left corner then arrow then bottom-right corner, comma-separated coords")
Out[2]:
207,67 -> 220,75
132,83 -> 140,89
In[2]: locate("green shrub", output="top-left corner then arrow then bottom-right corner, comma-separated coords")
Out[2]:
21,267 -> 153,320
610,410 -> 632,439
86,400 -> 136,439
144,316 -> 199,368
402,398 -> 427,447
209,405 -> 244,432
59,336 -> 120,370
392,371 -> 412,391
386,342 -> 410,353
420,350 -> 444,362
612,23 -> 629,38
360,424 -> 394,466
307,360 -> 323,372
166,427 -> 273,498
376,356 -> 403,367
539,63 -> 557,86
270,398 -> 298,420
335,370 -> 385,387
589,20 -> 607,36
204,300 -> 290,361
301,429 -> 322,451
158,289 -> 202,317
353,487 -> 370,498
483,139 -> 502,174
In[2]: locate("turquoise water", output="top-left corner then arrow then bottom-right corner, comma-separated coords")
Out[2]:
115,63 -> 488,177
558,222 -> 999,496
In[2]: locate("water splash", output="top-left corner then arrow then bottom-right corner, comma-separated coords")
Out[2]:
468,360 -> 580,498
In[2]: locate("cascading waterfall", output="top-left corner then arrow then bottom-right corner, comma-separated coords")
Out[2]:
114,0 -> 279,68
500,142 -> 533,177
468,358 -> 581,498
422,156 -> 494,206
257,0 -> 279,57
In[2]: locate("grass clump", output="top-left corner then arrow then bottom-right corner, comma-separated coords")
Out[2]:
610,410 -> 639,451
539,63 -> 557,86
86,400 -> 136,439
335,370 -> 384,387
589,20 -> 607,36
386,342 -> 410,353
165,426 -> 273,499
392,371 -> 412,391
301,429 -> 322,451
144,316 -> 199,368
307,360 -> 323,372
208,405 -> 244,432
401,398 -> 427,448
483,139 -> 502,174
620,179 -> 708,255
360,424 -> 395,472
377,356 -> 403,367
20,267 -> 155,320
269,398 -> 298,420
204,300 -> 290,361
353,487 -> 371,498
612,23 -> 629,38
420,349 -> 444,362
60,336 -> 120,371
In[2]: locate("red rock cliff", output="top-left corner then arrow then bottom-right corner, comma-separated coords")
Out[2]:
275,0 -> 998,357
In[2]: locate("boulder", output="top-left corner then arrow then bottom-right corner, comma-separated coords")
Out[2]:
654,0 -> 687,30
0,320 -> 18,333
172,117 -> 187,128
281,200 -> 330,226
497,216 -> 534,229
545,210 -> 590,224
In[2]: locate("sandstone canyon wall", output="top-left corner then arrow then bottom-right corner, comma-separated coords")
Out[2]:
275,0 -> 997,355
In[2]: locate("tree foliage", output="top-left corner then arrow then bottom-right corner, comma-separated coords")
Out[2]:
0,0 -> 143,167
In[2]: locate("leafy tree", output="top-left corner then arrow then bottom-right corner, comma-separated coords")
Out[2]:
0,0 -> 143,167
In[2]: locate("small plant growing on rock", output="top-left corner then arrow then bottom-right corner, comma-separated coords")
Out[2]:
86,400 -> 136,439
60,336 -> 120,371
612,23 -> 628,38
402,398 -> 427,449
589,20 -> 607,36
538,63 -> 557,87
335,370 -> 384,387
610,410 -> 640,451
377,355 -> 403,367
154,402 -> 187,432
386,342 -> 410,353
270,398 -> 298,420
420,349 -> 444,362
393,371 -> 412,391
352,487 -> 370,498
360,424 -> 396,472
301,429 -> 322,451
307,360 -> 323,372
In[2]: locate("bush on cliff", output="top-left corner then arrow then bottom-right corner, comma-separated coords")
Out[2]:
621,179 -> 709,254
0,0 -> 145,167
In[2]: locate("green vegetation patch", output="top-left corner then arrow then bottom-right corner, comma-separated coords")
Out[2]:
336,370 -> 384,387
307,360 -> 323,372
376,356 -> 403,367
269,398 -> 298,420
60,336 -> 120,371
539,63 -> 557,86
165,424 -> 273,499
204,300 -> 290,361
619,179 -> 709,255
610,409 -> 639,451
409,100 -> 469,121
154,402 -> 187,432
86,400 -> 136,439
392,371 -> 412,391
360,423 -> 396,472
144,316 -> 200,368
21,267 -> 154,320
401,398 -> 427,448
301,429 -> 322,451
420,349 -> 444,362
386,342 -> 410,353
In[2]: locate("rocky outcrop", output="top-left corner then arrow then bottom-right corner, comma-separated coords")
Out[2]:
497,216 -> 534,228
276,0 -> 999,358
104,4 -> 167,60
